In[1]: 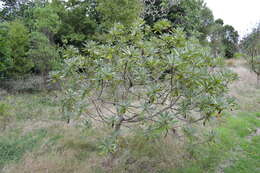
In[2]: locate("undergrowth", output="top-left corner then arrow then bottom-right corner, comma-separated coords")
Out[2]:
0,129 -> 47,168
0,63 -> 259,172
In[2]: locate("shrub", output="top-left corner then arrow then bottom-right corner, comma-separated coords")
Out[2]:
58,19 -> 237,153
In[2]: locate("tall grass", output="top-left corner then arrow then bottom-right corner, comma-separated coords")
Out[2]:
0,60 -> 259,173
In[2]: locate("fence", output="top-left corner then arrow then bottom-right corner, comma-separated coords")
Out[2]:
0,75 -> 61,92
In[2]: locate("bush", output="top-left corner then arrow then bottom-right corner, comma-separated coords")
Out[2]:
58,19 -> 237,153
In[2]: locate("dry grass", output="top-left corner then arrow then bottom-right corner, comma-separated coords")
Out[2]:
2,125 -> 106,173
1,59 -> 260,173
228,59 -> 260,112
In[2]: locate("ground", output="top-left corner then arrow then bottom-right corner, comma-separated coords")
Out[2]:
0,59 -> 259,173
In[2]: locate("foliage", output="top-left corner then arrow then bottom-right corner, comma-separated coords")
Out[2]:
208,19 -> 226,57
0,0 -> 240,79
27,32 -> 60,88
241,23 -> 260,87
0,70 -> 259,172
0,102 -> 11,130
142,0 -> 175,25
0,24 -> 11,76
0,0 -> 35,21
96,0 -> 142,29
0,20 -> 32,78
53,0 -> 98,46
222,25 -> 239,58
32,3 -> 61,43
167,0 -> 214,40
208,19 -> 239,58
59,20 -> 237,148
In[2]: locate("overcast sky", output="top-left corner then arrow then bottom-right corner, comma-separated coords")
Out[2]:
204,0 -> 260,38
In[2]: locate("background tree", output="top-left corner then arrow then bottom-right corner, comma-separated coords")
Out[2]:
0,20 -> 32,78
28,32 -> 59,89
96,0 -> 142,29
52,0 -> 99,47
0,0 -> 240,81
208,19 -> 239,58
167,0 -> 214,40
0,23 -> 11,77
241,23 -> 260,87
32,3 -> 61,43
222,25 -> 239,58
0,0 -> 37,21
208,19 -> 225,57
142,0 -> 175,25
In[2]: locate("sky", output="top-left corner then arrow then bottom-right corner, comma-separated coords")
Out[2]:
204,0 -> 260,38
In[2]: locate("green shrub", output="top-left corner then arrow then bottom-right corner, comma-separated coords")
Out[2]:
59,19 -> 237,153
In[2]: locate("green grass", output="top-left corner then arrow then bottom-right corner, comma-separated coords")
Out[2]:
0,129 -> 47,167
0,89 -> 259,172
172,112 -> 260,173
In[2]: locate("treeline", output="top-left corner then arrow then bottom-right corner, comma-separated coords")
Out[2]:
0,0 -> 239,80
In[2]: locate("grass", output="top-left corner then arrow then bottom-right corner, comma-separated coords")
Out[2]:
0,61 -> 259,172
179,112 -> 260,173
0,129 -> 47,168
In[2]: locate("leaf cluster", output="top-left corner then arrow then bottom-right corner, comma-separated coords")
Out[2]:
59,20 -> 237,138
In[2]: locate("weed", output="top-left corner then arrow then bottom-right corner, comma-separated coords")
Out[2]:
0,129 -> 47,168
0,102 -> 12,130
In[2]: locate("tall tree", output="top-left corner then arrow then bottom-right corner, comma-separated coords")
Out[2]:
0,20 -> 32,77
167,0 -> 214,40
208,19 -> 239,58
28,32 -> 59,88
0,24 -> 11,77
52,0 -> 98,47
96,0 -> 142,29
32,3 -> 61,43
0,0 -> 35,21
208,19 -> 225,57
222,25 -> 239,58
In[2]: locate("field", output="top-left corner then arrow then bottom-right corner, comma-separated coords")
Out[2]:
0,59 -> 259,173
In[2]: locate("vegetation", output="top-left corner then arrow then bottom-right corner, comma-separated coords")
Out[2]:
0,62 -> 259,172
0,0 -> 239,80
241,23 -> 260,87
0,0 -> 259,172
59,20 -> 237,148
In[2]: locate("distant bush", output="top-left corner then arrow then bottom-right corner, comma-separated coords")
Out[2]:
233,52 -> 244,59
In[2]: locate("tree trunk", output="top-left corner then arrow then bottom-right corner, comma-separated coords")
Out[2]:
42,70 -> 48,90
257,74 -> 260,89
114,116 -> 124,132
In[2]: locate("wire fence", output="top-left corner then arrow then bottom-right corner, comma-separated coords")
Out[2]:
0,75 -> 61,92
